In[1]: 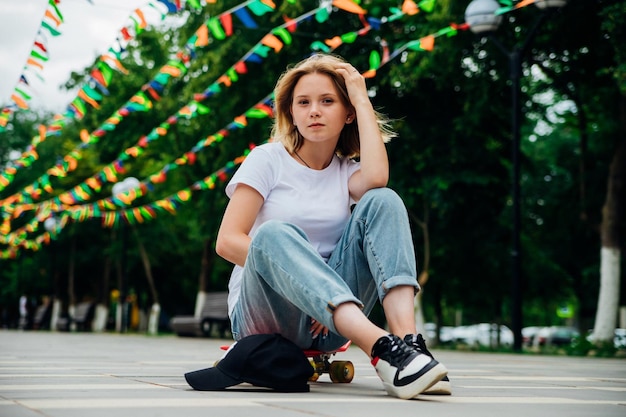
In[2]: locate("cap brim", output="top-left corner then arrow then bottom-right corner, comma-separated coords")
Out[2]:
185,366 -> 241,391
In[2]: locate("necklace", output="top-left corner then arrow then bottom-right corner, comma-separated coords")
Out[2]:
293,149 -> 312,169
294,149 -> 334,169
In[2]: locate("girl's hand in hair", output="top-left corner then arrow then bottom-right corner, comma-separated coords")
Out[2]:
334,63 -> 370,108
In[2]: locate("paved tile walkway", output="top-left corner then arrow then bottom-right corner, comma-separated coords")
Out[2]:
1,330 -> 624,417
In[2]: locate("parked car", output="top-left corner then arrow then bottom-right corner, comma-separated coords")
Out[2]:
616,328 -> 626,349
439,326 -> 455,344
535,326 -> 580,347
522,326 -> 542,347
451,323 -> 514,347
423,322 -> 437,341
422,323 -> 455,344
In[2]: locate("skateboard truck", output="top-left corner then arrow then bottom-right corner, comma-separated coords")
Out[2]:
304,341 -> 354,383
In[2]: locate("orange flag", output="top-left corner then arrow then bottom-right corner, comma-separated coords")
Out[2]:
420,35 -> 435,51
26,58 -> 44,70
195,25 -> 209,47
402,0 -> 419,15
261,34 -> 283,52
45,9 -> 62,26
11,94 -> 28,109
332,0 -> 366,15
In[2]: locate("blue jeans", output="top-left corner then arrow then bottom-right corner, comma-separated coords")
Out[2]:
230,188 -> 419,351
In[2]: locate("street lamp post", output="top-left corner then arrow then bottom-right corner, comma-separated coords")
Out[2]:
464,0 -> 567,351
112,177 -> 140,333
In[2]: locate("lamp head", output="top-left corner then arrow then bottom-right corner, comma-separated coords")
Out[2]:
112,177 -> 140,196
44,217 -> 58,233
465,0 -> 502,35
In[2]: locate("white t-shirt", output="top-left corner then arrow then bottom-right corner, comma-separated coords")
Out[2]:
224,142 -> 360,316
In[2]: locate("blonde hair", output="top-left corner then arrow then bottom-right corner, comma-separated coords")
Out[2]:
271,53 -> 396,158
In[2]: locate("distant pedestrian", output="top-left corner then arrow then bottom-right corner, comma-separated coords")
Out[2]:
18,294 -> 28,330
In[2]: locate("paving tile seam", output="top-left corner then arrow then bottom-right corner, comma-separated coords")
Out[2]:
454,385 -> 626,391
2,383 -> 625,393
6,373 -> 624,383
0,384 -> 168,390
6,397 -> 626,409
454,375 -> 626,382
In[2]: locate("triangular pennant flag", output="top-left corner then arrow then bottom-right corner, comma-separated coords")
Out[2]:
41,21 -> 61,36
261,34 -> 284,52
248,0 -> 275,16
207,17 -> 226,40
220,13 -> 233,36
418,0 -> 436,13
402,0 -> 419,15
234,7 -> 258,28
45,9 -> 62,26
332,0 -> 367,15
420,35 -> 435,51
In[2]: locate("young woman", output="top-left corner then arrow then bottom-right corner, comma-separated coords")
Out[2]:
215,53 -> 449,399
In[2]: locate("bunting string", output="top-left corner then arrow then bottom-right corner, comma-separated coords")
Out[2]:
1,0 -> 546,258
0,0 -> 64,124
0,0 -> 194,194
0,0 -> 198,132
0,0 -> 281,200
0,0 -> 369,213
0,150 -> 251,256
0,1 -> 433,257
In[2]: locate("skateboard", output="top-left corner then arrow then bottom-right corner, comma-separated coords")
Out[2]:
219,340 -> 354,383
304,340 -> 354,383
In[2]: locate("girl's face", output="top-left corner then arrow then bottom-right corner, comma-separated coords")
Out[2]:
290,72 -> 352,146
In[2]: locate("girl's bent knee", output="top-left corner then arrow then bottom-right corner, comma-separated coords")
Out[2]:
253,220 -> 307,246
359,188 -> 404,212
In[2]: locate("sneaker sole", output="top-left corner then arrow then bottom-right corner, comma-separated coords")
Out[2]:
382,362 -> 448,400
422,377 -> 452,395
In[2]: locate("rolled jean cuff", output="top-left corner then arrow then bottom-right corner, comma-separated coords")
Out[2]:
325,294 -> 364,334
381,275 -> 421,300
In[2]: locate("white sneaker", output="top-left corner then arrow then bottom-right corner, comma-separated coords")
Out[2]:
371,334 -> 448,399
404,334 -> 452,395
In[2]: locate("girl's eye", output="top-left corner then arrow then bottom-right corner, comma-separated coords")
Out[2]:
298,100 -> 309,105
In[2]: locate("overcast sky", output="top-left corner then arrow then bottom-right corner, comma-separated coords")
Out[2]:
0,0 -> 162,113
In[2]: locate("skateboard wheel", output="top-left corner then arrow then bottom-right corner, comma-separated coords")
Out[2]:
308,359 -> 322,381
329,360 -> 354,383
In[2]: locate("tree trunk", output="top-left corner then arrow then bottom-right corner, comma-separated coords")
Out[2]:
199,238 -> 211,292
409,202 -> 430,335
68,237 -> 77,331
195,238 -> 213,316
68,237 -> 76,307
132,227 -> 160,335
592,97 -> 626,343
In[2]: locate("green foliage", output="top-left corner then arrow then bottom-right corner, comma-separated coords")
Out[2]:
566,335 -> 618,358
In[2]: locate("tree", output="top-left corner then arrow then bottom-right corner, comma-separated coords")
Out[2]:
589,1 -> 626,345
524,0 -> 624,343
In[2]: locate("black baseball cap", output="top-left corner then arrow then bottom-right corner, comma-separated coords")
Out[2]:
185,333 -> 313,392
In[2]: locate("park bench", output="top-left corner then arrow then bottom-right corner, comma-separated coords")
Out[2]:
56,301 -> 95,332
170,292 -> 230,338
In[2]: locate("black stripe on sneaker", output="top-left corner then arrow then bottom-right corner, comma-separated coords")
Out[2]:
393,358 -> 439,387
